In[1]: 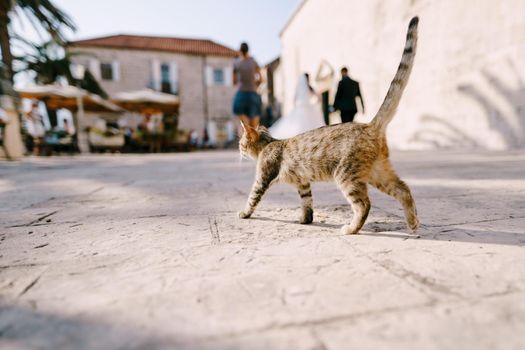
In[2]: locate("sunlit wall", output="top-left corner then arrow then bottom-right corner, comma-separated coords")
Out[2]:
279,0 -> 525,150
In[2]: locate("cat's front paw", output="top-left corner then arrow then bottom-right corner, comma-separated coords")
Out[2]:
341,224 -> 360,235
238,210 -> 252,219
299,217 -> 313,225
299,208 -> 313,224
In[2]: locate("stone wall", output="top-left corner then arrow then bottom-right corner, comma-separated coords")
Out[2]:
279,0 -> 525,150
205,56 -> 236,123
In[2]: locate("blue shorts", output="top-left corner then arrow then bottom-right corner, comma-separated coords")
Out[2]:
233,91 -> 261,118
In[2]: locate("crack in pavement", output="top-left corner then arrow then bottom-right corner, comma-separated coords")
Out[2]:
6,210 -> 59,228
23,186 -> 106,210
199,301 -> 437,342
338,237 -> 462,299
195,288 -> 525,343
0,263 -> 44,270
374,258 -> 460,297
137,214 -> 168,219
208,216 -> 221,245
421,215 -> 525,228
34,243 -> 49,249
86,186 -> 105,196
18,275 -> 42,298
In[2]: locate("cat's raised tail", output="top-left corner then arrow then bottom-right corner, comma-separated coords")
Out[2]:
370,16 -> 419,132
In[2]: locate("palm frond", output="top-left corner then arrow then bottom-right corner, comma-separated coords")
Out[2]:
16,0 -> 76,43
16,38 -> 108,98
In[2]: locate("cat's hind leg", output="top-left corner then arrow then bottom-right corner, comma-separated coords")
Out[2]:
337,180 -> 371,235
296,183 -> 313,224
370,160 -> 419,232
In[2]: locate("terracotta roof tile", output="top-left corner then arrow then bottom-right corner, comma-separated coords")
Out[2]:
70,34 -> 238,57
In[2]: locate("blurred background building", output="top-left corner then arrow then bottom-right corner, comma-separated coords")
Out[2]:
69,35 -> 238,135
275,0 -> 525,150
259,57 -> 282,127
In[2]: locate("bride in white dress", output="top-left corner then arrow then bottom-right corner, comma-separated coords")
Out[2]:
269,73 -> 326,139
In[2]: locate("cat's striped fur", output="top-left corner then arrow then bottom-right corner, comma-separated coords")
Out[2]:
239,17 -> 419,234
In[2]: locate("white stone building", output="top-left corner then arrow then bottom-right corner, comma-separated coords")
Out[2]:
69,34 -> 238,136
278,0 -> 525,150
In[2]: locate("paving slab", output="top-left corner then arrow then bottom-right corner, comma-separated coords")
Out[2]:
0,150 -> 524,349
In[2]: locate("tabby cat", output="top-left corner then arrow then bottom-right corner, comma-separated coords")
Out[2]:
238,17 -> 420,235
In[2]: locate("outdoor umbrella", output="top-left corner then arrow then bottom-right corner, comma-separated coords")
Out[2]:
17,84 -> 125,154
16,84 -> 124,113
111,89 -> 179,114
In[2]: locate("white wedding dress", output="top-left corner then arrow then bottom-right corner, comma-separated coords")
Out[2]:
270,75 -> 326,139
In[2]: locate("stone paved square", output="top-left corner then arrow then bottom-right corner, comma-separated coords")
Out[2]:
0,150 -> 524,349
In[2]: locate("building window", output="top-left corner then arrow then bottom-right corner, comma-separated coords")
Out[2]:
100,63 -> 114,81
160,63 -> 172,93
213,68 -> 224,85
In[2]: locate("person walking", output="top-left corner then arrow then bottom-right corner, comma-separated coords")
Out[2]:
25,101 -> 46,155
232,42 -> 262,131
333,67 -> 365,123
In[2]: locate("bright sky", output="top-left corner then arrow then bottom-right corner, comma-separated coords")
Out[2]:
46,0 -> 301,65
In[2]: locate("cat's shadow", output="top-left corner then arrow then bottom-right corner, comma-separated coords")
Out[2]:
250,216 -> 408,233
248,216 -> 525,247
250,216 -> 341,229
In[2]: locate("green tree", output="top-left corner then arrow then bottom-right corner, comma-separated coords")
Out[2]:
0,0 -> 75,83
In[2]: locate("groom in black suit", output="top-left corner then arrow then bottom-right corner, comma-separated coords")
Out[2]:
333,67 -> 365,123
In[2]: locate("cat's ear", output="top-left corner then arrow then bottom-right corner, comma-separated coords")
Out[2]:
240,120 -> 259,141
240,119 -> 249,132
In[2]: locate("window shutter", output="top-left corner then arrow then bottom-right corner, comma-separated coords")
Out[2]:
205,66 -> 214,86
223,66 -> 233,86
151,59 -> 161,90
112,61 -> 120,81
89,59 -> 101,80
170,61 -> 178,94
